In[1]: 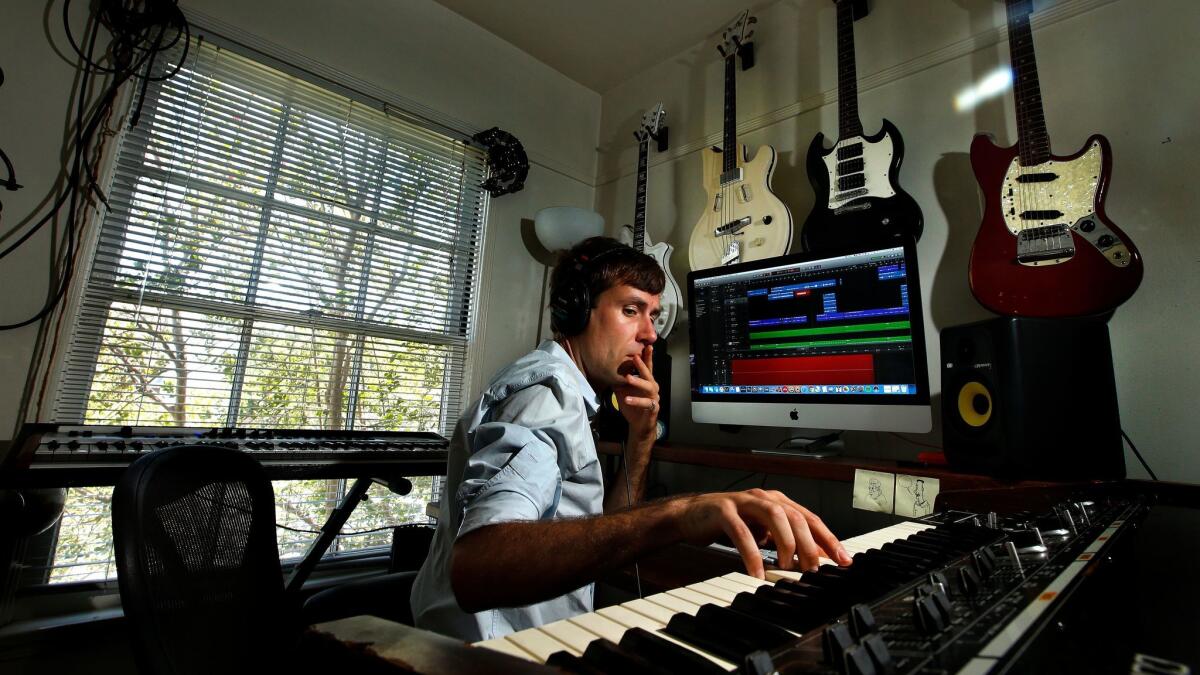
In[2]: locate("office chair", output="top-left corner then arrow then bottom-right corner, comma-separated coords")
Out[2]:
113,445 -> 301,674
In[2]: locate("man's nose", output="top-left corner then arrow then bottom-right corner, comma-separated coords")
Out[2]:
639,313 -> 657,344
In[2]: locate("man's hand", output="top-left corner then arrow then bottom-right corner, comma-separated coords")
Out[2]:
613,343 -> 659,442
671,488 -> 852,579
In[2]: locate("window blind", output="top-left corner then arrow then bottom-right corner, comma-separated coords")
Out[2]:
43,36 -> 487,583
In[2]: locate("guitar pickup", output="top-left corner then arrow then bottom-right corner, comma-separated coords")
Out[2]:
714,216 -> 752,237
1020,209 -> 1065,221
719,168 -> 743,186
1016,172 -> 1058,183
1017,224 -> 1075,265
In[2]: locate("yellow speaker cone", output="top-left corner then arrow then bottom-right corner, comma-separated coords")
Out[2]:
957,381 -> 992,427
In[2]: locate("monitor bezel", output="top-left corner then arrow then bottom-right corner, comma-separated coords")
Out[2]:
687,237 -> 931,419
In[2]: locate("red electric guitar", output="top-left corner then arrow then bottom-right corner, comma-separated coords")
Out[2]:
968,0 -> 1142,318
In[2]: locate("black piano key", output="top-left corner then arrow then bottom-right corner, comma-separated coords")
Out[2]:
572,638 -> 670,675
545,650 -> 610,675
664,612 -> 761,664
696,604 -> 794,650
734,590 -> 835,633
617,627 -> 729,675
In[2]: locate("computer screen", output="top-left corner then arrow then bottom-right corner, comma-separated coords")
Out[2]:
687,239 -> 932,433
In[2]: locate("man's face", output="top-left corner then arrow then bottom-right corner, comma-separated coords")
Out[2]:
574,284 -> 661,389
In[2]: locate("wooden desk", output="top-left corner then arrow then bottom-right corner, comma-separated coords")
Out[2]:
596,440 -> 1057,491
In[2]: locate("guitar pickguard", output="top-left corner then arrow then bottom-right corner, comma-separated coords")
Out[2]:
822,133 -> 896,210
1000,140 -> 1132,268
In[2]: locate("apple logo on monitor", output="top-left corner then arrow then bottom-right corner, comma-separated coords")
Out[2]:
790,409 -> 799,420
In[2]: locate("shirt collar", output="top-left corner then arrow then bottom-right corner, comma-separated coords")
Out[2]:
537,340 -> 601,417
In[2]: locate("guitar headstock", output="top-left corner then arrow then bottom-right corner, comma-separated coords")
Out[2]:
716,10 -> 756,59
634,103 -> 666,144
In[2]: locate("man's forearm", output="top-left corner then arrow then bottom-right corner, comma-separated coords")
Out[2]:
451,497 -> 681,613
603,434 -> 653,512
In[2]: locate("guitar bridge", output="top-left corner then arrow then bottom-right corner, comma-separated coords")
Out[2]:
714,216 -> 752,237
1017,224 -> 1075,266
721,241 -> 741,266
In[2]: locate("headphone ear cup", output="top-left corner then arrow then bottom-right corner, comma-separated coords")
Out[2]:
550,277 -> 590,336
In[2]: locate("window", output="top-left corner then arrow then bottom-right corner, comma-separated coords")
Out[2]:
42,36 -> 487,583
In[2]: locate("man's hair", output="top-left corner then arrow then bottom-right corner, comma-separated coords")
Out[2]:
549,236 -> 665,334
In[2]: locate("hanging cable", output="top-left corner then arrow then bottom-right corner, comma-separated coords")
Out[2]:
0,0 -> 189,331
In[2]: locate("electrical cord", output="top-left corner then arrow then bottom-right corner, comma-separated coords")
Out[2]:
620,438 -> 643,599
0,0 -> 189,331
1121,429 -> 1157,480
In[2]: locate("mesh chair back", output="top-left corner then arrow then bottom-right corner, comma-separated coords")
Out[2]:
113,445 -> 297,674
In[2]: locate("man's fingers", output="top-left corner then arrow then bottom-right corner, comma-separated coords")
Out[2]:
631,352 -> 655,383
739,495 -> 797,571
720,507 -> 765,580
775,493 -> 850,566
621,395 -> 658,411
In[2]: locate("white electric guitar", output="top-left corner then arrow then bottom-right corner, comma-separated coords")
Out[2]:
688,10 -> 792,270
620,104 -> 682,339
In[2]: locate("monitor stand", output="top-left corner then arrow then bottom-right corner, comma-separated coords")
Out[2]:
752,434 -> 842,458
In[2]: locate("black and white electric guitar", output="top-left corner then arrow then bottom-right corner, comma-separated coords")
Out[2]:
621,104 -> 683,339
800,0 -> 923,252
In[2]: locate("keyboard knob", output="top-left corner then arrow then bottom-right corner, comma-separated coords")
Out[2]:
849,603 -> 877,639
958,566 -> 981,597
822,622 -> 855,673
861,634 -> 895,675
914,595 -> 948,634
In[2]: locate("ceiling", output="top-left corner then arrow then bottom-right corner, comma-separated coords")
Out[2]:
432,0 -> 769,93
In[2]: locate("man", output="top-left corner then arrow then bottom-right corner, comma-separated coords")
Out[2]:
410,236 -> 851,641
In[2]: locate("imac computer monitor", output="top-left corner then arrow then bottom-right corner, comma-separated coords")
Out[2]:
687,239 -> 932,433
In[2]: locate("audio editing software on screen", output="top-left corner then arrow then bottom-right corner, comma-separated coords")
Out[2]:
691,247 -> 921,397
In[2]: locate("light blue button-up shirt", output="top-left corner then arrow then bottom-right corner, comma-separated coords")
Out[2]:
410,341 -> 604,641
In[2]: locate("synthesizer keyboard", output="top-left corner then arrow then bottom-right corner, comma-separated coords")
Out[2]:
1,423 -> 449,486
475,495 -> 1181,674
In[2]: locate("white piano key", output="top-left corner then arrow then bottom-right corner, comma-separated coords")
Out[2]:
647,590 -> 703,615
662,586 -> 714,610
623,597 -> 677,624
476,637 -> 537,662
683,580 -> 739,605
722,572 -> 772,589
539,619 -> 603,654
706,575 -> 759,594
505,626 -> 579,661
567,611 -> 628,643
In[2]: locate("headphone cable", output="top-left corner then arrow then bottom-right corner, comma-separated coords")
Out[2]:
620,438 -> 643,599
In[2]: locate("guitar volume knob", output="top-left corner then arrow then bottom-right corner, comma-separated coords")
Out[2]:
1097,234 -> 1115,247
1079,219 -> 1096,232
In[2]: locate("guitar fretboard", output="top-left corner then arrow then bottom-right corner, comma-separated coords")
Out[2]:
1006,0 -> 1051,166
836,0 -> 864,139
722,56 -> 738,174
634,138 -> 648,252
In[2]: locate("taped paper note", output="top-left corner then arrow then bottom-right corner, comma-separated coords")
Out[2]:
852,469 -> 895,513
895,474 -> 940,517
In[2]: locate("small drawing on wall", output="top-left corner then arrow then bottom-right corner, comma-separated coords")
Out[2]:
895,474 -> 940,517
852,469 -> 895,514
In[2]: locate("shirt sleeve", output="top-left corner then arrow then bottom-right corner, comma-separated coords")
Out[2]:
456,384 -> 577,537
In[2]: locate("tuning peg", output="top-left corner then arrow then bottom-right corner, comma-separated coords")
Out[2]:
716,45 -> 728,58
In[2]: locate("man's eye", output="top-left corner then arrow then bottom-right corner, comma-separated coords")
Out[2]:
623,307 -> 637,316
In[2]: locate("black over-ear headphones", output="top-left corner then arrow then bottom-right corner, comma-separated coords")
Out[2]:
549,243 -> 636,337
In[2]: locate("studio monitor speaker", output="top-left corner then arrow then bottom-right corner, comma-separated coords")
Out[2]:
940,317 -> 1124,479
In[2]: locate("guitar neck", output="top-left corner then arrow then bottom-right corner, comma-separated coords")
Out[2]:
836,0 -> 864,139
634,138 -> 648,251
722,56 -> 738,173
1006,0 -> 1051,165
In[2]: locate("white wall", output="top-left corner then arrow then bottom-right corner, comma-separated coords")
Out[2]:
0,0 -> 599,437
595,0 -> 1200,483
